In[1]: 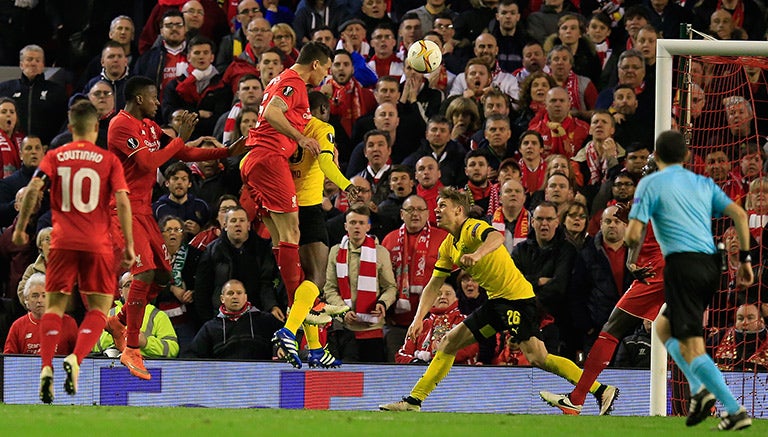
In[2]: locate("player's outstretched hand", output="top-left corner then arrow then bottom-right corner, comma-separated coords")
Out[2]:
459,252 -> 481,268
735,261 -> 755,290
407,318 -> 424,341
298,135 -> 321,156
345,184 -> 361,203
227,135 -> 247,156
11,228 -> 28,246
177,111 -> 199,141
122,246 -> 136,270
628,262 -> 655,284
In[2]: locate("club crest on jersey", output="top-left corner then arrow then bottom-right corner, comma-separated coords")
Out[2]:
283,86 -> 294,97
127,137 -> 140,149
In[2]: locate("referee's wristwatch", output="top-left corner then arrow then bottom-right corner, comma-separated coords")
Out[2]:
739,250 -> 752,263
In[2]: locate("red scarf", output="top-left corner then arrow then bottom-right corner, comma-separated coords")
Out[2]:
491,207 -> 529,250
219,302 -> 252,321
465,182 -> 491,204
390,225 -> 432,313
370,54 -> 402,79
330,78 -> 368,137
719,0 -> 745,28
243,42 -> 258,64
336,235 -> 379,317
584,141 -> 610,185
519,158 -> 546,193
563,71 -> 582,111
488,183 -> 501,216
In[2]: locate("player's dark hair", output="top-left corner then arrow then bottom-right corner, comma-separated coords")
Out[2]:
296,41 -> 334,65
163,161 -> 192,180
363,129 -> 391,147
654,130 -> 687,164
438,186 -> 472,217
68,100 -> 99,136
308,90 -> 329,112
124,76 -> 156,102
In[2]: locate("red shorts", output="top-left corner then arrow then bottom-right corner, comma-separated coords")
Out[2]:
240,150 -> 297,215
111,213 -> 170,275
46,248 -> 116,296
616,277 -> 665,322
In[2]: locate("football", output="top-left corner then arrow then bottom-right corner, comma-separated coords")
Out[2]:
406,39 -> 442,74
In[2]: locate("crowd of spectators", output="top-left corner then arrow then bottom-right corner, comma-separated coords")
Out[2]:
0,0 -> 767,369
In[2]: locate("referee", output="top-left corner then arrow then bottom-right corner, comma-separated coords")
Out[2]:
625,130 -> 753,431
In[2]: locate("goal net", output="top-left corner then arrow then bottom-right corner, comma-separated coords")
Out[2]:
655,37 -> 768,418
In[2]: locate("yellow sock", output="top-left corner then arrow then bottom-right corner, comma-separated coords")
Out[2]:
303,323 -> 322,349
410,351 -> 456,401
284,280 -> 319,334
542,354 -> 601,394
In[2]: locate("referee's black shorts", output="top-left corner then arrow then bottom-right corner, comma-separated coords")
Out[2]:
662,252 -> 720,339
464,297 -> 540,344
298,204 -> 329,246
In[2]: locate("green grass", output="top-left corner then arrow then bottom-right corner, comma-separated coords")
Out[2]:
0,405 -> 765,436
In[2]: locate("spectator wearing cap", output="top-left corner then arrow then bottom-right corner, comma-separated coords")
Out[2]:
293,0 -> 350,45
334,18 -> 378,87
50,81 -> 116,150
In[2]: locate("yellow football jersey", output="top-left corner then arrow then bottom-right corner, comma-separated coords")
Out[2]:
290,117 -> 350,206
433,218 -> 534,301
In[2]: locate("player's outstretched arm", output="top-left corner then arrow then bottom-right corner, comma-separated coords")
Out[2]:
459,230 -> 504,268
11,177 -> 45,246
624,218 -> 646,248
263,96 -> 320,156
407,275 -> 447,341
115,190 -> 136,269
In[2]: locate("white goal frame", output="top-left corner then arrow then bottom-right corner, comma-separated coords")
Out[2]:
650,38 -> 768,416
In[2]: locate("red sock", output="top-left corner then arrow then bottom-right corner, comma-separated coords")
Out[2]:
278,242 -> 303,301
125,279 -> 150,348
39,313 -> 63,369
73,310 -> 107,363
570,331 -> 619,405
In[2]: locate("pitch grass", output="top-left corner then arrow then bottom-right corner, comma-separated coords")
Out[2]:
0,404 -> 765,436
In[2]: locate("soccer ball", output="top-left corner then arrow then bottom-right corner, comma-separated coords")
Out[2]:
406,39 -> 442,74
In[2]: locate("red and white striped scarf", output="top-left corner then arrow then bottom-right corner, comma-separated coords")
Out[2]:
584,141 -> 610,185
390,225 -> 432,313
222,101 -> 242,144
564,71 -> 582,111
491,208 -> 529,251
336,235 -> 379,315
330,78 -> 366,137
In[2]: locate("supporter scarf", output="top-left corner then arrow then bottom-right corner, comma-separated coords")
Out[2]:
488,183 -> 501,216
564,71 -> 582,111
176,64 -> 219,103
518,158 -> 546,193
595,40 -> 610,68
243,42 -> 258,64
222,102 -> 242,144
369,54 -> 402,78
336,235 -> 379,315
747,211 -> 768,240
719,0 -> 744,28
219,301 -> 252,321
431,65 -> 448,92
465,182 -> 491,205
390,225 -> 432,313
491,207 -> 529,251
584,141 -> 610,185
419,301 -> 460,352
331,78 -> 365,137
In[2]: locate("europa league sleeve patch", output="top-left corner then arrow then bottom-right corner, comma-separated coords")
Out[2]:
326,132 -> 335,144
283,86 -> 294,97
127,137 -> 140,149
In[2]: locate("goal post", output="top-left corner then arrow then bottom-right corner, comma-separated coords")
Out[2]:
651,38 -> 768,417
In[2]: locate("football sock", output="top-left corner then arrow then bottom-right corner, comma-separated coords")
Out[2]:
285,280 -> 319,334
125,279 -> 151,349
690,354 -> 741,415
410,351 -> 456,401
570,332 -> 619,405
303,323 -> 322,350
73,310 -> 107,363
278,242 -> 302,301
39,312 -> 63,369
542,354 -> 601,394
664,338 -> 702,394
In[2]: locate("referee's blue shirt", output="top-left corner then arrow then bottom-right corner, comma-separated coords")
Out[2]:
629,164 -> 733,256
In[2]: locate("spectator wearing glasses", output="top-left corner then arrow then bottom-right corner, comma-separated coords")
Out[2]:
381,194 -> 448,361
215,0 -> 263,71
52,81 -> 117,150
138,0 -> 229,56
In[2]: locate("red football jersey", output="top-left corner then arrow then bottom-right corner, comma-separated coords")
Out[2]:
39,140 -> 129,253
3,313 -> 77,355
245,68 -> 310,159
108,110 -> 169,215
636,222 -> 665,274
